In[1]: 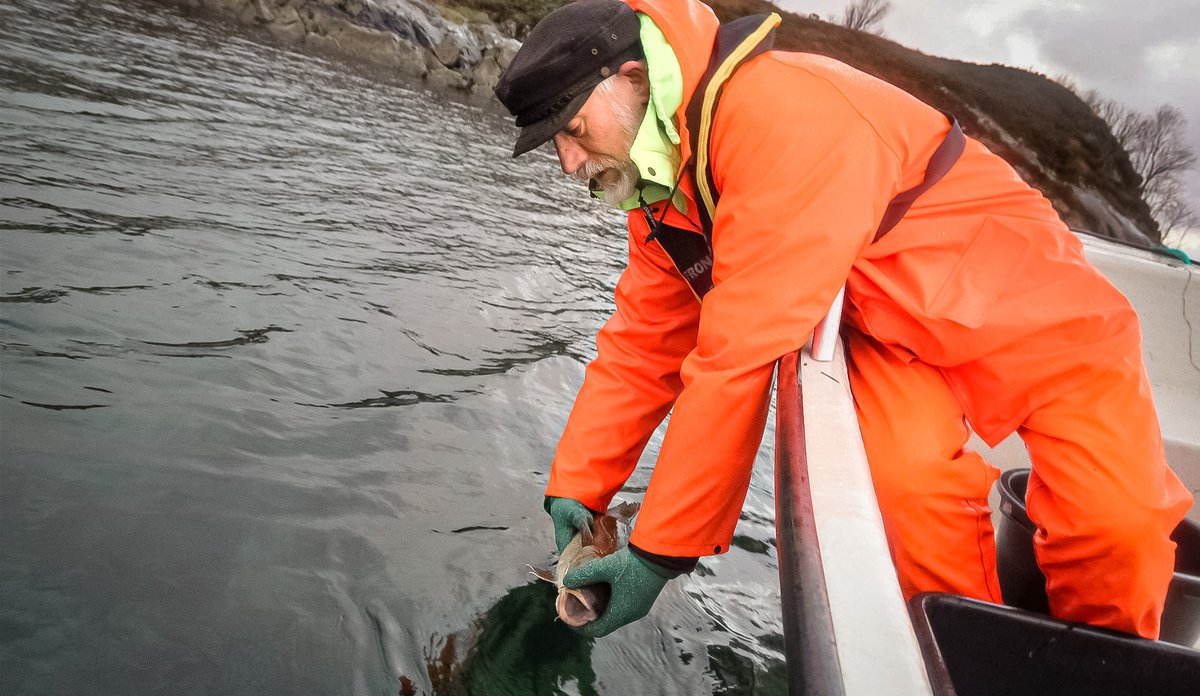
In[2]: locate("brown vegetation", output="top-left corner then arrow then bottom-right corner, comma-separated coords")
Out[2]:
840,0 -> 891,34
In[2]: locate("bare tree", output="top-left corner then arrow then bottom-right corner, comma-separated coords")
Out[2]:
1052,73 -> 1079,95
1130,105 -> 1197,202
1151,178 -> 1198,247
1084,90 -> 1141,147
1085,91 -> 1197,240
841,0 -> 892,34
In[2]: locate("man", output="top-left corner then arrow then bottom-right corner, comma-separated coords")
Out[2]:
494,0 -> 1192,638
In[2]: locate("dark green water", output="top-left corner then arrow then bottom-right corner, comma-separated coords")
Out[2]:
0,1 -> 786,693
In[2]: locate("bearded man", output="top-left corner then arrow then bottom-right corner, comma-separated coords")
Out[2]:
494,0 -> 1192,638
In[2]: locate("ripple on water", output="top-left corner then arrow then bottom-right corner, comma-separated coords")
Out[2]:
0,1 -> 784,694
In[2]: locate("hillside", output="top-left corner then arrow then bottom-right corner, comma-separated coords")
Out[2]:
705,0 -> 1158,243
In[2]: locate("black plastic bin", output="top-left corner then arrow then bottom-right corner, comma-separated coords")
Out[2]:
910,593 -> 1200,696
995,467 -> 1200,646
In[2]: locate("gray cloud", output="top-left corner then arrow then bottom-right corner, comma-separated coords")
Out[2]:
778,0 -> 1199,246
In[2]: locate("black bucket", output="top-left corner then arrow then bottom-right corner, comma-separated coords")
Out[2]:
995,468 -> 1200,646
910,593 -> 1200,696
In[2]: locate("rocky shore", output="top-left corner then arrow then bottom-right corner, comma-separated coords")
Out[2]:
157,0 -> 522,94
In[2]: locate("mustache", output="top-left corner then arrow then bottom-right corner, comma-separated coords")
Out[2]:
573,154 -> 626,188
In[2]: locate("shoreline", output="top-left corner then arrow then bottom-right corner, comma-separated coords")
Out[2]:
152,0 -> 522,95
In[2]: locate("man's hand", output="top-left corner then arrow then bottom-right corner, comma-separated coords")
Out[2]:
562,547 -> 672,637
546,497 -> 594,555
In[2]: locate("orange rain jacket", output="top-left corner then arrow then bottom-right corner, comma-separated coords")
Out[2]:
545,0 -> 1142,559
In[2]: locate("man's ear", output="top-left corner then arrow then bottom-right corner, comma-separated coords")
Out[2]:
617,60 -> 650,101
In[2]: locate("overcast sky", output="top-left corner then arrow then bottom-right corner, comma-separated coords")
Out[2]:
776,0 -> 1200,253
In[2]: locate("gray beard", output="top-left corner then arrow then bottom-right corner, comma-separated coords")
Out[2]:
573,94 -> 646,208
577,156 -> 640,207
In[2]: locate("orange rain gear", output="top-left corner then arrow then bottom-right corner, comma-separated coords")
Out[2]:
543,0 -> 1192,636
845,328 -> 1188,637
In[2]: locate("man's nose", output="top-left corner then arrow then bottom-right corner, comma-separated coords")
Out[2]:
553,135 -> 586,175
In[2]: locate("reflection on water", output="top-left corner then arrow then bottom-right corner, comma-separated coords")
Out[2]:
413,582 -> 598,696
404,581 -> 786,696
0,0 -> 785,693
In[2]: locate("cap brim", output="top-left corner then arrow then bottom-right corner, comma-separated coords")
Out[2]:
511,87 -> 595,158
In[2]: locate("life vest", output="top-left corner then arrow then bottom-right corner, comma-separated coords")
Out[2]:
645,13 -> 965,301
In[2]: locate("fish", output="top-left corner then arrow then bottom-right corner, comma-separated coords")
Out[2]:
529,501 -> 640,627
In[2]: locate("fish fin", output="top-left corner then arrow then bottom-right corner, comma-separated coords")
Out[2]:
527,565 -> 557,584
608,500 -> 640,524
579,522 -> 594,547
591,515 -> 619,555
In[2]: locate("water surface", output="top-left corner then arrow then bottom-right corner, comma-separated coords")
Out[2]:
0,1 -> 786,693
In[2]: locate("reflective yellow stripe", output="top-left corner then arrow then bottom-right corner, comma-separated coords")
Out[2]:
695,13 -> 781,223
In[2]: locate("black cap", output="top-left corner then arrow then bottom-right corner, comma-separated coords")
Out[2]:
494,0 -> 642,157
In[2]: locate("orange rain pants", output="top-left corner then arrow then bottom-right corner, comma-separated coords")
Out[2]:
846,328 -> 1192,638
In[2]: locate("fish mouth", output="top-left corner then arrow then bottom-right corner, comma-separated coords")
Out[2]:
556,584 -> 612,627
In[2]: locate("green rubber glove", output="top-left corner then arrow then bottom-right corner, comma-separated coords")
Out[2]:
546,497 -> 593,555
562,547 -> 672,638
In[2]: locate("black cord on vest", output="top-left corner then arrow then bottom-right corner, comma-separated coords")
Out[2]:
641,155 -> 693,245
638,190 -> 660,243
